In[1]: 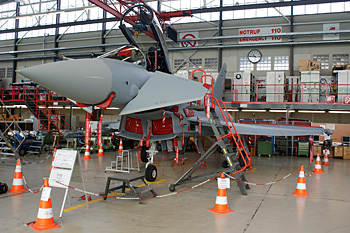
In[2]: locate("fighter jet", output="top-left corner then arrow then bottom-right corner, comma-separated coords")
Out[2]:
17,4 -> 327,194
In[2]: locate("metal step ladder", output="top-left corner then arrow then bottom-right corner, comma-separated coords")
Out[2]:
169,96 -> 251,195
0,99 -> 23,158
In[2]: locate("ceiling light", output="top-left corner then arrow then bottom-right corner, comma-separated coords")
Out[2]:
241,109 -> 266,112
269,110 -> 295,113
298,110 -> 325,113
329,111 -> 350,114
227,109 -> 239,112
107,107 -> 120,110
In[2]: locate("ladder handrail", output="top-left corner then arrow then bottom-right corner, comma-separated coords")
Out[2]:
24,87 -> 70,131
208,96 -> 251,174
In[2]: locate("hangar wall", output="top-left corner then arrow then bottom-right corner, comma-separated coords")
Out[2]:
1,12 -> 350,125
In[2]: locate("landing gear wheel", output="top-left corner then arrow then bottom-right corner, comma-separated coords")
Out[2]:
169,184 -> 175,192
222,160 -> 229,168
145,164 -> 157,182
140,146 -> 149,163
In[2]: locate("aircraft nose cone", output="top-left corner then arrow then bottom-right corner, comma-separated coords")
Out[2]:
17,59 -> 113,105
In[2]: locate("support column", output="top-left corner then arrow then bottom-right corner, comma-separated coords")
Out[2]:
289,0 -> 294,76
218,0 -> 223,71
54,0 -> 61,60
12,2 -> 20,84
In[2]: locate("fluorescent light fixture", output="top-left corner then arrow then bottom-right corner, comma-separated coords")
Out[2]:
107,107 -> 120,110
298,110 -> 325,113
329,111 -> 350,114
241,109 -> 267,112
14,105 -> 27,108
269,109 -> 295,113
226,109 -> 239,112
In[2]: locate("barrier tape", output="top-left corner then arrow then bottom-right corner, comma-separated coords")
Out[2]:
22,175 -> 43,194
226,165 -> 301,186
20,152 -> 53,165
54,174 -> 219,201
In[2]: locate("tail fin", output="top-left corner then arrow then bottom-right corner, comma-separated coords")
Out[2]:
213,63 -> 227,100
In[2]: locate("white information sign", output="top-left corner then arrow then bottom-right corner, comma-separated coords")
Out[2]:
49,168 -> 73,189
323,23 -> 339,40
47,149 -> 88,218
218,178 -> 230,189
53,150 -> 77,169
238,26 -> 282,44
41,187 -> 52,201
179,32 -> 198,47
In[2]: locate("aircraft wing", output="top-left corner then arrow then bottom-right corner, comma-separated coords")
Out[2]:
119,72 -> 208,116
232,122 -> 324,136
189,116 -> 325,136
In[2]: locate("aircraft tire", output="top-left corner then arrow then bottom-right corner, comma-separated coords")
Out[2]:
169,184 -> 175,192
140,146 -> 149,163
222,160 -> 229,168
145,164 -> 157,182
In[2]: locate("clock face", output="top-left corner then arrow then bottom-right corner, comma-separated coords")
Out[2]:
247,49 -> 262,64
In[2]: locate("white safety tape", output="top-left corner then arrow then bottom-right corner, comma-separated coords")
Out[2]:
20,152 -> 52,165
54,177 -> 214,200
22,175 -> 43,194
226,165 -> 301,186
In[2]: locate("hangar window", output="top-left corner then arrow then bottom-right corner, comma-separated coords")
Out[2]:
189,58 -> 202,69
274,56 -> 289,71
257,56 -> 271,71
205,58 -> 218,72
240,57 -> 254,71
332,54 -> 349,66
174,59 -> 186,72
313,55 -> 329,70
6,68 -> 12,79
0,68 -> 5,79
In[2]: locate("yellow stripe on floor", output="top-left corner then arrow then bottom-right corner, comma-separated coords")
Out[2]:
64,178 -> 167,213
247,168 -> 256,172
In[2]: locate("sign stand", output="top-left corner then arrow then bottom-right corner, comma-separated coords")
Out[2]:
48,149 -> 89,218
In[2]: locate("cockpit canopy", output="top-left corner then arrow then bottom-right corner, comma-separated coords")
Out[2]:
98,45 -> 147,68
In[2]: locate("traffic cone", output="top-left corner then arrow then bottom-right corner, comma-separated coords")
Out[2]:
97,144 -> 104,156
9,158 -> 28,193
29,178 -> 60,231
83,144 -> 91,160
293,165 -> 309,197
209,173 -> 234,214
313,153 -> 324,174
48,148 -> 57,171
322,150 -> 330,165
118,138 -> 123,152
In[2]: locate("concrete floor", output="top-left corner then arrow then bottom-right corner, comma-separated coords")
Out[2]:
1,150 -> 350,233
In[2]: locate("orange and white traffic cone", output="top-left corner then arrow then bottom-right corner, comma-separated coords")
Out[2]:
48,148 -> 57,171
293,165 -> 309,197
313,153 -> 324,174
9,158 -> 28,193
209,173 -> 234,214
83,144 -> 91,160
29,178 -> 60,231
97,144 -> 104,156
322,149 -> 330,165
118,138 -> 123,152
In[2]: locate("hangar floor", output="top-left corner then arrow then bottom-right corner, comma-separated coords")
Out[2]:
1,150 -> 350,233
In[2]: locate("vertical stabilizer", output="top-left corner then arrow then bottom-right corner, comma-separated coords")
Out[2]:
213,64 -> 227,100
